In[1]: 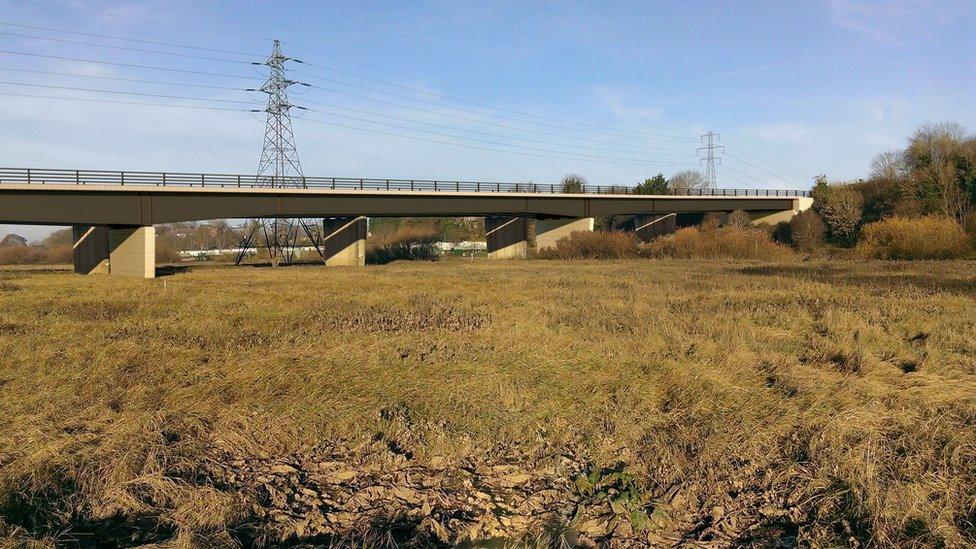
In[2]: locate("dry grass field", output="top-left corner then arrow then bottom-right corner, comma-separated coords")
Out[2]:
1,259 -> 975,547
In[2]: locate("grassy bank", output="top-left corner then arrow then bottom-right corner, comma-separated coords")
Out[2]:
1,260 -> 975,546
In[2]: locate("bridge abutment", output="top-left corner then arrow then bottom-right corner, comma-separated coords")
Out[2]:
322,216 -> 367,266
750,197 -> 814,226
535,217 -> 594,252
485,216 -> 528,259
73,225 -> 155,278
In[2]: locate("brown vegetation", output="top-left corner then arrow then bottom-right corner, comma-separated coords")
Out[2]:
643,225 -> 794,260
788,210 -> 826,251
0,230 -> 72,266
366,225 -> 440,264
4,260 -> 974,546
536,231 -> 640,259
857,215 -> 971,260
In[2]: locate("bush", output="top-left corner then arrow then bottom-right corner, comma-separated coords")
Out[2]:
789,210 -> 826,251
634,174 -> 669,195
156,238 -> 183,264
642,226 -> 795,260
856,215 -> 970,259
537,231 -> 639,259
366,226 -> 440,264
965,212 -> 976,249
817,186 -> 864,246
45,244 -> 74,264
561,174 -> 586,193
0,244 -> 54,265
726,209 -> 752,228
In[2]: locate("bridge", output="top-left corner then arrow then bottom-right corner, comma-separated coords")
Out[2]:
0,167 -> 813,278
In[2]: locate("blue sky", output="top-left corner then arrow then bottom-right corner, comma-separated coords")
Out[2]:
1,0 -> 975,239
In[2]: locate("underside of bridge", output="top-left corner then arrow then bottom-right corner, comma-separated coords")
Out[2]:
0,185 -> 812,278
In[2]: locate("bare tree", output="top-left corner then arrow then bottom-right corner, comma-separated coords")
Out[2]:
869,150 -> 905,180
904,122 -> 972,221
561,174 -> 587,193
668,170 -> 708,192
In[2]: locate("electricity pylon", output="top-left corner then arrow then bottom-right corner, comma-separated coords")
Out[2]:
698,131 -> 724,189
237,39 -> 324,266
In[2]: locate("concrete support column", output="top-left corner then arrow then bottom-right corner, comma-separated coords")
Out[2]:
72,226 -> 110,274
73,225 -> 155,278
632,213 -> 676,242
750,197 -> 815,226
322,216 -> 366,266
108,226 -> 155,278
485,216 -> 528,260
535,217 -> 594,252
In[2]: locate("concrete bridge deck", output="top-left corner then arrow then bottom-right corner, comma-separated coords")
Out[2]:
0,182 -> 809,226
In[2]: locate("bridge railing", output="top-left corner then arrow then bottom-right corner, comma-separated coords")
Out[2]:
0,167 -> 811,197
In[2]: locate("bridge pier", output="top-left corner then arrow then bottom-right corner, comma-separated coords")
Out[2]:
485,216 -> 528,259
632,213 -> 676,242
321,216 -> 366,266
535,217 -> 594,252
72,225 -> 155,278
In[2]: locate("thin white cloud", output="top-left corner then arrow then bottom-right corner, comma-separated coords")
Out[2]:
826,0 -> 920,42
595,86 -> 663,121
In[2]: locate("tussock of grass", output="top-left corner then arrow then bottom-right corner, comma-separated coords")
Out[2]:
1,261 -> 976,546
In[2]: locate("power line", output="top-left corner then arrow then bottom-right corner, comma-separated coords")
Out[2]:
721,164 -> 768,186
0,30 -> 255,64
302,106 -> 692,164
293,81 -> 691,151
297,97 -> 695,156
2,48 -> 694,149
9,1 -> 698,136
723,144 -> 808,182
0,66 -> 690,156
719,172 -> 760,189
288,41 -> 700,135
12,0 -> 272,41
0,21 -> 261,56
297,60 -> 695,141
0,67 -> 247,91
0,50 -> 256,80
0,91 -> 253,112
0,89 -> 693,168
0,80 -> 261,106
300,116 -> 695,168
295,70 -> 694,143
723,153 -> 800,187
12,0 -> 699,140
6,6 -> 704,148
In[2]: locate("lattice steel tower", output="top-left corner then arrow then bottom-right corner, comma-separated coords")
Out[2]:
698,131 -> 724,189
238,40 -> 323,266
257,39 -> 302,186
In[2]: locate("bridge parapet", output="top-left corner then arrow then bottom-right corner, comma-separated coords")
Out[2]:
0,167 -> 811,198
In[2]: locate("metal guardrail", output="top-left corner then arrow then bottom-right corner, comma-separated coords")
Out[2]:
0,167 -> 811,197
